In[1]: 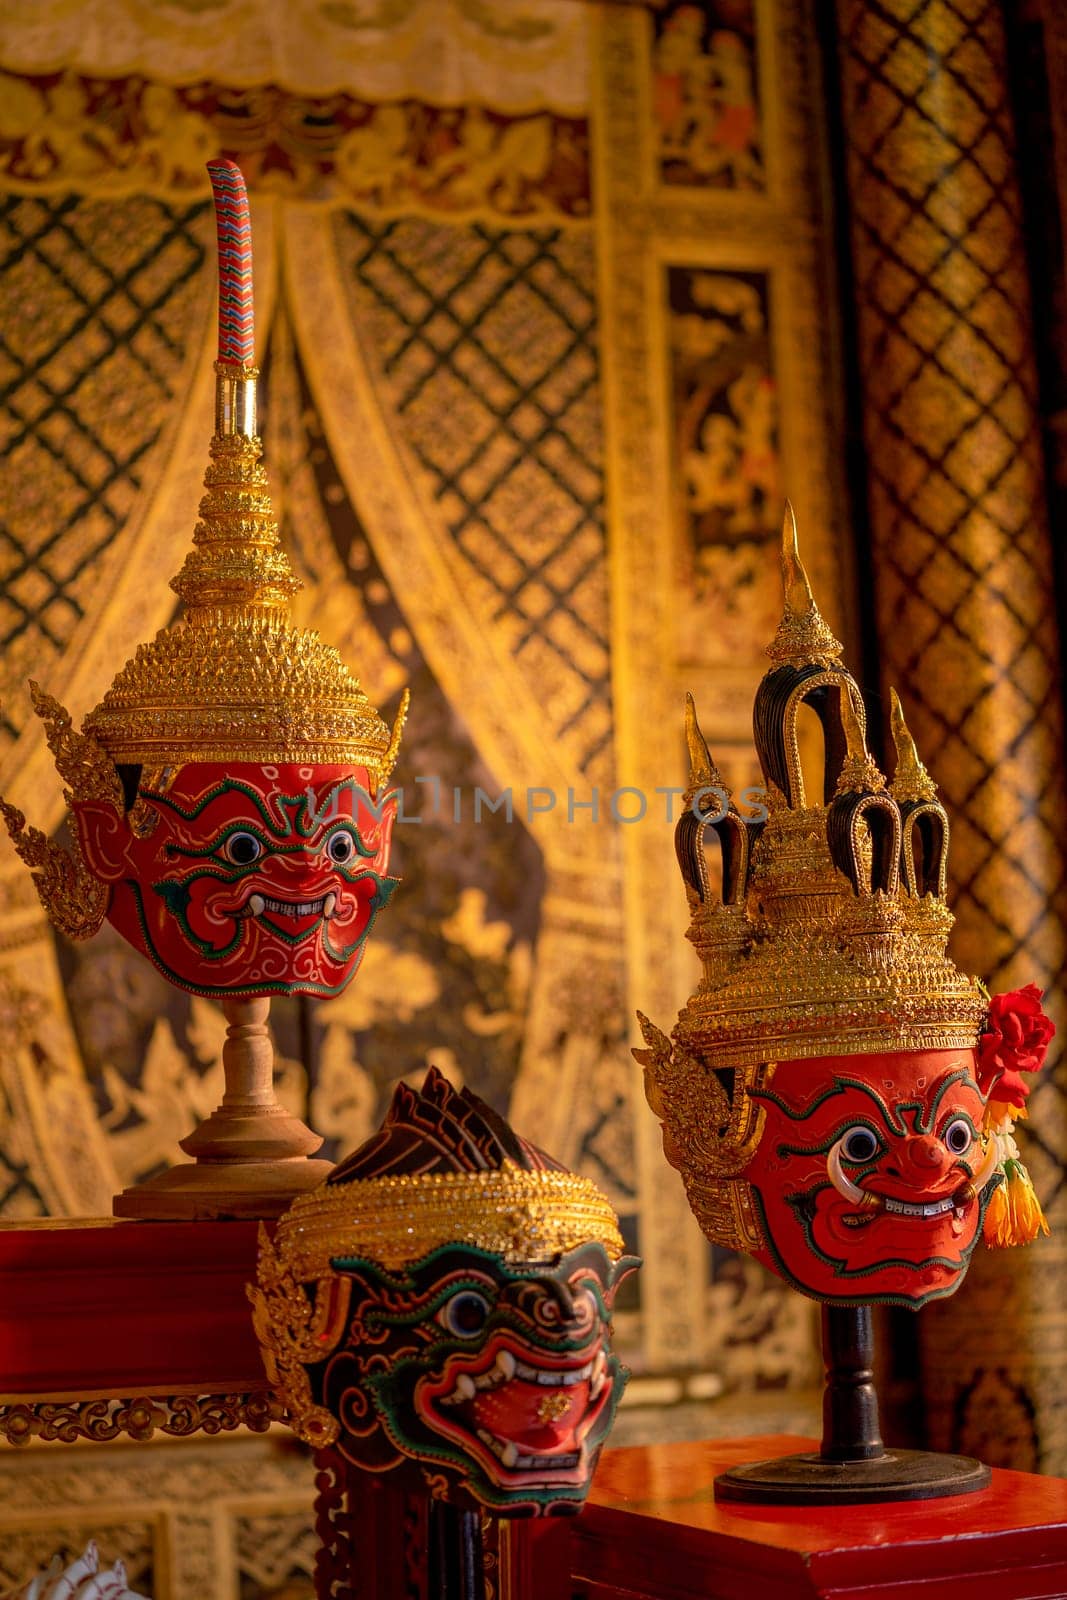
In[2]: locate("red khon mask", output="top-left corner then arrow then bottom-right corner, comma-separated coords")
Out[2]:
741,1048 -> 996,1303
0,159 -> 406,1002
638,509 -> 1051,1309
72,762 -> 396,999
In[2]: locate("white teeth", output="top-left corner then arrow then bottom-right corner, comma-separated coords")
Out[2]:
246,894 -> 327,920
471,1422 -> 582,1475
883,1195 -> 955,1218
438,1352 -> 599,1416
535,1363 -> 592,1387
324,892 -> 336,916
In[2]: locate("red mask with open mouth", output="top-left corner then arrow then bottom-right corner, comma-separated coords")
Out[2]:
320,1239 -> 632,1512
744,1048 -> 999,1305
74,762 -> 396,999
253,1069 -> 638,1515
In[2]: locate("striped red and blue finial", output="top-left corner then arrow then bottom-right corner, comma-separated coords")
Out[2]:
207,158 -> 255,367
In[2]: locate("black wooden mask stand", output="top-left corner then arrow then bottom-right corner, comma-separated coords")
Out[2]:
715,1305 -> 991,1504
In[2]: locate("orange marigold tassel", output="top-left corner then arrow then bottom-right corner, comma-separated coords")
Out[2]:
984,1158 -> 1050,1248
984,1097 -> 1027,1133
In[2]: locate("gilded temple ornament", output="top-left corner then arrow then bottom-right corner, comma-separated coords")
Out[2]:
0,160 -> 409,1217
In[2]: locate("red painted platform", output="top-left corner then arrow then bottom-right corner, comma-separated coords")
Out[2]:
0,1218 -> 267,1399
571,1436 -> 1067,1599
5,1222 -> 1067,1600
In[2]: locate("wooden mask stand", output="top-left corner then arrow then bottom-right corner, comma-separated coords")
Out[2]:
715,1304 -> 990,1504
113,996 -> 332,1219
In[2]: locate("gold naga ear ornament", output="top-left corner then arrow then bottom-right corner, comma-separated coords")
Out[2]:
0,682 -> 123,940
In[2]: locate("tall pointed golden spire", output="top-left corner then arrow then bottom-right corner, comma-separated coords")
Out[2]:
79,160 -> 408,791
765,502 -> 843,666
835,683 -> 885,795
889,687 -> 938,803
685,691 -> 723,796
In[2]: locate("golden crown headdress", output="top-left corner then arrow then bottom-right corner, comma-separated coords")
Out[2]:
85,160 -> 407,779
270,1069 -> 624,1279
15,160 -> 406,789
665,504 -> 985,1076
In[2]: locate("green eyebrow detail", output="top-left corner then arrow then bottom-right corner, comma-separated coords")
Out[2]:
752,1081 -> 847,1120
145,777 -> 376,838
776,1118 -> 886,1161
754,1076 -> 906,1134
925,1067 -> 978,1128
162,818 -> 377,865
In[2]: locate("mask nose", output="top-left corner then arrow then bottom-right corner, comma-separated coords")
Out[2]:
279,844 -> 320,870
541,1279 -> 579,1323
904,1134 -> 949,1174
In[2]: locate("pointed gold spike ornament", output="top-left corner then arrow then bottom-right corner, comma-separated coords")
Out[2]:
889,687 -> 939,804
764,502 -> 844,666
834,678 -> 886,797
684,691 -> 719,796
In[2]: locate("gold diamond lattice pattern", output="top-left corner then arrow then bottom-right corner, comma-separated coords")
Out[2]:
0,195 -> 210,752
334,214 -> 612,783
839,0 -> 1067,1208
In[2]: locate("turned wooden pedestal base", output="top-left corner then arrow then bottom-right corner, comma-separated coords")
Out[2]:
113,996 -> 332,1220
714,1306 -> 989,1504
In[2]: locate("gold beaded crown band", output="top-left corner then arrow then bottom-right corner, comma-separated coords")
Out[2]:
273,1067 -> 625,1275
38,160 -> 406,786
671,505 -> 985,1072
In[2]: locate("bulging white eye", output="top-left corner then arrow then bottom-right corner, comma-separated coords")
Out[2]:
840,1125 -> 880,1164
326,831 -> 356,865
943,1117 -> 973,1156
223,831 -> 262,866
439,1291 -> 491,1339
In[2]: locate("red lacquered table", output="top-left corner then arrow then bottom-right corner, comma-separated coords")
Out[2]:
0,1218 -> 275,1443
6,1224 -> 1067,1600
571,1436 -> 1067,1599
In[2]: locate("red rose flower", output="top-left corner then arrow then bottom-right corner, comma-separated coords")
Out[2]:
976,983 -> 1055,1107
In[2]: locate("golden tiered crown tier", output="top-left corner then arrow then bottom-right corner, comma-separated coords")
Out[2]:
82,363 -> 406,787
274,1161 -> 626,1276
671,504 -> 985,1073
